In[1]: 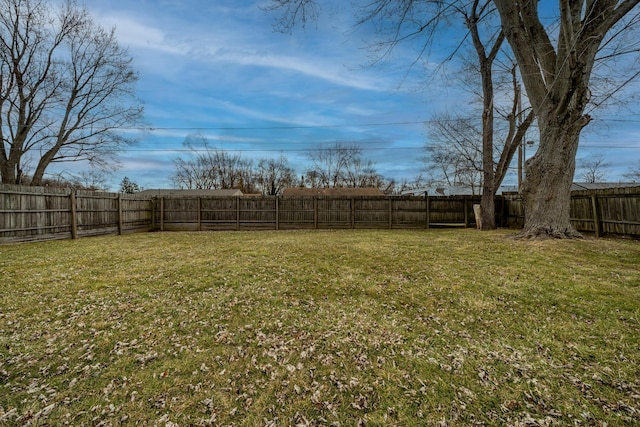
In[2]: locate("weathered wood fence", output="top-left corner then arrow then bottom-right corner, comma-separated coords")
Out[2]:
2,184 -> 639,243
0,184 -> 153,243
155,195 -> 485,232
504,186 -> 640,237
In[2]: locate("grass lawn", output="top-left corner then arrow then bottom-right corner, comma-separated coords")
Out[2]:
0,229 -> 639,426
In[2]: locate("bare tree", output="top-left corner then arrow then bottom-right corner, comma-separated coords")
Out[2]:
459,1 -> 535,228
425,113 -> 484,193
623,160 -> 640,182
256,155 -> 296,195
305,142 -> 358,188
171,134 -> 256,192
394,173 -> 429,194
305,142 -> 387,189
75,170 -> 112,191
579,154 -> 611,183
0,0 -> 143,186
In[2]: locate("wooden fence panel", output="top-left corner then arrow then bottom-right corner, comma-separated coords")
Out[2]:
570,196 -> 595,233
200,197 -> 238,230
0,185 -> 72,242
353,197 -> 390,229
595,193 -> 640,236
121,196 -> 154,233
161,197 -> 200,231
0,184 -> 154,243
315,198 -> 352,229
391,197 -> 428,228
239,197 -> 277,230
75,192 -> 117,237
279,198 -> 315,229
3,185 -> 640,243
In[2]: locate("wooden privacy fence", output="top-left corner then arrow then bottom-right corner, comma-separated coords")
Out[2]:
0,184 -> 153,243
155,195 -> 485,232
2,184 -> 640,243
504,186 -> 640,237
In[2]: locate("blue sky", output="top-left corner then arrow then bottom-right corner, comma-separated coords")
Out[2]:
61,0 -> 640,190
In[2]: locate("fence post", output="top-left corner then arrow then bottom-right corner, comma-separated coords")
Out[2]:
151,198 -> 156,231
388,197 -> 393,230
314,197 -> 318,229
69,191 -> 78,239
464,197 -> 469,228
275,197 -> 280,230
425,194 -> 430,229
351,197 -> 355,229
117,193 -> 123,235
198,197 -> 202,231
236,196 -> 240,231
160,197 -> 165,232
591,193 -> 601,238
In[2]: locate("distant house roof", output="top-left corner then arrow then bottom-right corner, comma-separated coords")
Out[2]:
282,187 -> 385,197
571,182 -> 639,191
501,182 -> 640,195
137,189 -> 244,197
401,185 -> 478,196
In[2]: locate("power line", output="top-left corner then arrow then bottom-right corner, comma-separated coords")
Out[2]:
123,116 -> 640,133
133,120 -> 427,132
95,144 -> 640,154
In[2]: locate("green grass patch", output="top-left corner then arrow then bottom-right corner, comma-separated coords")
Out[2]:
1,229 -> 639,425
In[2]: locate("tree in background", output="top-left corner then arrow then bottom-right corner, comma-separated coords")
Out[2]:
256,155 -> 296,196
0,0 -> 143,186
75,170 -> 112,191
424,114 -> 484,193
171,134 -> 256,192
172,134 -> 302,195
458,2 -> 535,229
623,161 -> 640,182
304,142 -> 388,189
119,176 -> 140,194
578,154 -> 611,183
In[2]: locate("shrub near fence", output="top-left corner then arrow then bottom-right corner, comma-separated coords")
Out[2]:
0,184 -> 153,243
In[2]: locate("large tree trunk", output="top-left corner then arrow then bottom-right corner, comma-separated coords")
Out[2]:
0,150 -> 19,184
492,0 -> 640,239
518,113 -> 586,239
1,162 -> 16,184
479,190 -> 496,230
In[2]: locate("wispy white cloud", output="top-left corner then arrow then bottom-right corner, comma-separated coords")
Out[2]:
98,15 -> 188,55
208,48 -> 387,91
204,98 -> 337,127
96,6 -> 391,92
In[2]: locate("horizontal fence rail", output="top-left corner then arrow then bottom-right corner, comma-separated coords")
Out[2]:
2,184 -> 639,243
